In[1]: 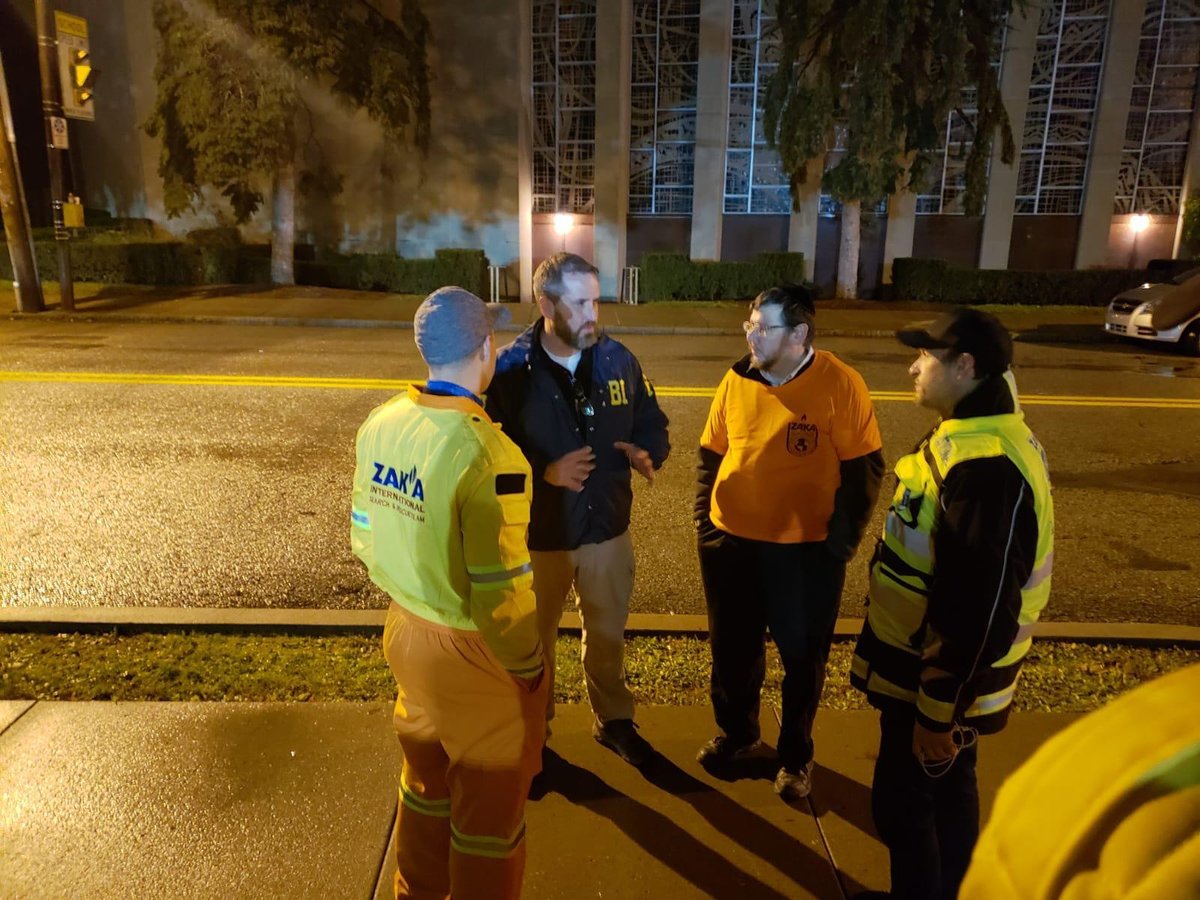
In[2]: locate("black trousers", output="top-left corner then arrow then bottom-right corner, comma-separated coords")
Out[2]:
871,705 -> 980,900
697,528 -> 845,771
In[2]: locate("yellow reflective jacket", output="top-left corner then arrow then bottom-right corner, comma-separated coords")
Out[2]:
351,386 -> 542,678
852,407 -> 1053,733
962,663 -> 1200,900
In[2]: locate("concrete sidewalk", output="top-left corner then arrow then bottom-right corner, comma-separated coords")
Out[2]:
6,284 -> 1108,342
0,700 -> 1077,899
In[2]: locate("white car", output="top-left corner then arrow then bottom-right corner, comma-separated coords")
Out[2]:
1105,266 -> 1200,356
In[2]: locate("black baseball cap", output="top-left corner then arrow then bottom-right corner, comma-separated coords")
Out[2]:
896,307 -> 1012,378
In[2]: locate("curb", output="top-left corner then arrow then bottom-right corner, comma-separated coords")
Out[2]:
6,311 -> 1112,344
2,607 -> 1197,647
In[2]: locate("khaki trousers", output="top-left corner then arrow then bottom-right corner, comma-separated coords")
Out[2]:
382,604 -> 547,900
531,530 -> 636,725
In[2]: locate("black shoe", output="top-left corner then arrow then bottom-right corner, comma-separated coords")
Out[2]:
696,734 -> 766,767
592,718 -> 653,768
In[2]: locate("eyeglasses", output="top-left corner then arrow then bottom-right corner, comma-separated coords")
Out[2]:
742,320 -> 790,337
570,378 -> 594,417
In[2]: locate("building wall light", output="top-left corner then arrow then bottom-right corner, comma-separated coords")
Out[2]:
553,212 -> 575,236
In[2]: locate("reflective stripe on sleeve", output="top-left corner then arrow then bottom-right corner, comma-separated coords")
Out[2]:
350,508 -> 371,530
1023,552 -> 1054,590
964,684 -> 1016,717
917,689 -> 957,725
850,653 -> 870,680
467,561 -> 533,586
864,670 -> 918,704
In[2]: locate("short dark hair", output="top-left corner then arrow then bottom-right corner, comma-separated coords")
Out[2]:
752,284 -> 815,344
533,252 -> 599,303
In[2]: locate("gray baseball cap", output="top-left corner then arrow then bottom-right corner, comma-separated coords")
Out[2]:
413,286 -> 511,365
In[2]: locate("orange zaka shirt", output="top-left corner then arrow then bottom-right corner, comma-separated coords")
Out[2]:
700,350 -> 883,544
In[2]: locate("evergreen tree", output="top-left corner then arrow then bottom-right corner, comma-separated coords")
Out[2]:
145,0 -> 431,284
763,0 -> 1017,298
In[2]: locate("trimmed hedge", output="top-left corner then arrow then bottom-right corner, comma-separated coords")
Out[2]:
349,249 -> 490,297
1,241 -> 490,296
891,257 -> 1198,307
9,217 -> 159,243
0,240 -> 238,285
640,252 -> 807,301
235,248 -> 489,296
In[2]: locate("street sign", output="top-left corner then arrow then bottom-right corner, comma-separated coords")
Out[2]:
49,115 -> 69,149
55,11 -> 94,121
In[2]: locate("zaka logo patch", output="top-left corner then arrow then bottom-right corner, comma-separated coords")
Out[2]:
371,462 -> 425,501
369,462 -> 426,524
786,417 -> 818,457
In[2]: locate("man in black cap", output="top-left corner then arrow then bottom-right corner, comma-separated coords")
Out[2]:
850,307 -> 1055,900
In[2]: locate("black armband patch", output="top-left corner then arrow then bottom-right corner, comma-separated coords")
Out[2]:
495,473 -> 527,495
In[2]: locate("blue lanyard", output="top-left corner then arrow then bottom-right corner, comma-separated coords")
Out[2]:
423,380 -> 483,407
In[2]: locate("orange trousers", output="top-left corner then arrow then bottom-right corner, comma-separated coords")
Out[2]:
382,604 -> 546,900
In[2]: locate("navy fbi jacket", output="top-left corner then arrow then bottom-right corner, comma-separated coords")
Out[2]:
486,320 -> 671,552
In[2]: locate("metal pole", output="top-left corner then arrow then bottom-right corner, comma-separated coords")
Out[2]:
35,0 -> 73,310
0,51 -> 44,312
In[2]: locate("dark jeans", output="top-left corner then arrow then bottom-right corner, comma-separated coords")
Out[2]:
697,528 -> 845,771
871,705 -> 980,900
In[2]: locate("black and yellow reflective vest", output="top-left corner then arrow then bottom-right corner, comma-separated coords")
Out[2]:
851,398 -> 1054,734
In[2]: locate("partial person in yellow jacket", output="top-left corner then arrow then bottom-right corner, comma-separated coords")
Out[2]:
351,286 -> 546,900
962,663 -> 1200,900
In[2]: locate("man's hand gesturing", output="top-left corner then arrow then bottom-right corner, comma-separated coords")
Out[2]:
614,441 -> 655,484
544,446 -> 596,492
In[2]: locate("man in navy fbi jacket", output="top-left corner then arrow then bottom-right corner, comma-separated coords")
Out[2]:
486,252 -> 670,768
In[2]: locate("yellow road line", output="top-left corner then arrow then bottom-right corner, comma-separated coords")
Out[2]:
0,370 -> 414,391
2,370 -> 1198,410
658,385 -> 1200,409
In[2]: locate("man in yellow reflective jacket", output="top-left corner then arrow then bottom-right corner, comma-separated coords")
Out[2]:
851,308 -> 1054,900
352,286 -> 546,900
961,663 -> 1199,900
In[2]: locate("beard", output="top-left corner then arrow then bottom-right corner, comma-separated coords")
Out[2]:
749,345 -> 779,371
551,308 -> 599,350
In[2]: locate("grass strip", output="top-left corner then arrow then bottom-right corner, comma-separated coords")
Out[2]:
2,633 -> 1195,710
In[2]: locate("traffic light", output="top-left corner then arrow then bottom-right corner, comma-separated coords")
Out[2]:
55,11 -> 95,121
70,48 -> 95,107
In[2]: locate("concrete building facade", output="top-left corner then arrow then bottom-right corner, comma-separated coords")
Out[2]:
4,0 -> 1197,299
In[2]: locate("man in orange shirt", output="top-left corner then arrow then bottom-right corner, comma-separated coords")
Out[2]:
695,284 -> 884,801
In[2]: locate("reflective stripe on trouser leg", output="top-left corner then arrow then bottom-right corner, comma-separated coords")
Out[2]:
531,549 -> 578,725
446,762 -> 534,900
575,531 -> 636,722
393,737 -> 452,900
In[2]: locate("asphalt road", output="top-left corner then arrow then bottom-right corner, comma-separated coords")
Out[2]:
1,318 -> 1197,626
